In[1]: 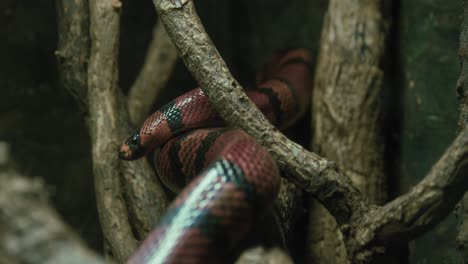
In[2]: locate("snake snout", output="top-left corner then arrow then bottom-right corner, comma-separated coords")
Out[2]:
119,144 -> 132,160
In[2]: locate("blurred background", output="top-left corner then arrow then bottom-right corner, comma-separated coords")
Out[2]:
0,0 -> 461,262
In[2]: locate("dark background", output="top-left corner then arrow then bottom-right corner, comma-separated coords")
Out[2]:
0,0 -> 460,262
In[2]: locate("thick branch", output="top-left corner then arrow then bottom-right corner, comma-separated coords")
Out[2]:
356,128 -> 468,249
57,0 -> 168,257
87,0 -> 137,261
308,0 -> 387,262
153,0 -> 370,227
0,170 -> 105,264
312,0 -> 386,203
127,19 -> 178,125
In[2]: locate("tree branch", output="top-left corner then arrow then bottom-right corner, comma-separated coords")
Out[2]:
127,19 -> 178,125
308,0 -> 387,262
87,0 -> 137,261
0,146 -> 105,264
356,129 -> 468,247
152,0 -> 370,227
57,0 -> 169,258
312,0 -> 387,203
153,2 -> 468,263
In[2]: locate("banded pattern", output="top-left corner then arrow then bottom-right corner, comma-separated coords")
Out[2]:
119,49 -> 313,161
119,48 -> 314,263
128,130 -> 280,264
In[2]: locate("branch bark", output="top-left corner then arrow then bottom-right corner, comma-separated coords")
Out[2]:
152,1 -> 468,263
153,0 -> 370,228
87,1 -> 137,261
57,0 -> 169,259
0,166 -> 105,264
354,129 -> 468,257
308,0 -> 387,262
127,19 -> 178,125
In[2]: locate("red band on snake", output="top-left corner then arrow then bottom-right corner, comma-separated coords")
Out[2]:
120,48 -> 314,263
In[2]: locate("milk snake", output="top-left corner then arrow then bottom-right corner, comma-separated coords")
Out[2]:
119,48 -> 313,263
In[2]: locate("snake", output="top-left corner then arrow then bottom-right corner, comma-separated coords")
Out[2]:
119,48 -> 313,263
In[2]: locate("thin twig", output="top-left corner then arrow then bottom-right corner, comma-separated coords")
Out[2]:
127,19 -> 178,125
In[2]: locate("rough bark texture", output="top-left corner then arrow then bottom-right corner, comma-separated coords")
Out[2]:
153,0 -> 370,228
0,143 -> 104,264
308,0 -> 387,262
127,19 -> 178,125
0,172 -> 105,264
87,1 -> 137,261
355,129 -> 468,255
312,0 -> 386,203
57,0 -> 169,259
457,0 -> 468,261
152,1 -> 468,263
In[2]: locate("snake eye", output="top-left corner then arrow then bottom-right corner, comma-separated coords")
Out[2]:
119,130 -> 145,160
126,131 -> 142,149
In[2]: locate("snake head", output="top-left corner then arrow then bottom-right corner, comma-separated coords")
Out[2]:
119,130 -> 146,160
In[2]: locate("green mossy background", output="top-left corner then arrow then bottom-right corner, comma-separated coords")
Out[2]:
400,1 -> 460,263
0,0 -> 461,262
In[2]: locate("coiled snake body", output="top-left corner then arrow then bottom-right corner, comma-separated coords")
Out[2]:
119,49 -> 313,263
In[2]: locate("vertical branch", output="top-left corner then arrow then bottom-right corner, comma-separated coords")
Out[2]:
313,0 -> 386,204
309,0 -> 386,262
0,170 -> 106,264
87,0 -> 137,261
127,19 -> 178,125
57,0 -> 169,257
153,0 -> 370,228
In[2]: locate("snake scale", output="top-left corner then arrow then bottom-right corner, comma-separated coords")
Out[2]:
119,48 -> 313,263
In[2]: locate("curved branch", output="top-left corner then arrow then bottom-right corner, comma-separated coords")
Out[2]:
152,0 -> 370,227
0,170 -> 105,264
356,129 -> 468,246
127,19 -> 178,125
87,0 -> 137,261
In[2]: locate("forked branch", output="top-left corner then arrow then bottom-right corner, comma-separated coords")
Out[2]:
153,1 -> 468,262
153,0 -> 370,228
